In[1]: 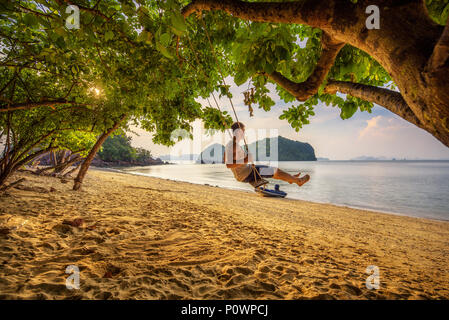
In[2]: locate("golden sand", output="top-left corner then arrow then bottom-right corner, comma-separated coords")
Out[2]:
0,169 -> 448,299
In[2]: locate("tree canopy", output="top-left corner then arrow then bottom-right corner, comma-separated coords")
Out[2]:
98,134 -> 153,163
0,0 -> 233,187
182,0 -> 449,147
1,0 -> 448,188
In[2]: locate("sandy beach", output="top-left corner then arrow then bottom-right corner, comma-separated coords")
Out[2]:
0,168 -> 448,300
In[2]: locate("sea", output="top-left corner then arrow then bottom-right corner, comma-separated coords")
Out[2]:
121,160 -> 449,221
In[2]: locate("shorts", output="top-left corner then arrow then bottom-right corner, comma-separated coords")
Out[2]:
243,165 -> 276,183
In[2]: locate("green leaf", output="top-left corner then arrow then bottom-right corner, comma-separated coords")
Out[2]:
137,30 -> 153,43
170,26 -> 184,37
137,31 -> 146,42
105,31 -> 114,41
234,71 -> 248,86
55,27 -> 66,36
156,42 -> 173,59
159,33 -> 171,46
340,102 -> 358,119
264,63 -> 274,74
23,14 -> 39,27
170,12 -> 187,35
55,36 -> 66,49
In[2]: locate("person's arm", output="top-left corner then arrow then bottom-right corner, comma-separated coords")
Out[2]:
226,140 -> 239,168
226,140 -> 251,168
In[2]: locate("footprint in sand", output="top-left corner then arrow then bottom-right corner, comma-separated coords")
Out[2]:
225,274 -> 246,287
255,280 -> 277,292
234,266 -> 253,276
341,283 -> 363,296
329,282 -> 341,290
258,265 -> 270,273
196,284 -> 214,295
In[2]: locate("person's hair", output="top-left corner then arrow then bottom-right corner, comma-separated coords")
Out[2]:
231,122 -> 245,133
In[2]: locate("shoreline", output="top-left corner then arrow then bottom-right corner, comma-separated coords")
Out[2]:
110,166 -> 449,224
1,168 -> 448,299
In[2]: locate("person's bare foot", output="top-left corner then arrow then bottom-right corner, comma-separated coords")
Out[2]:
296,174 -> 310,187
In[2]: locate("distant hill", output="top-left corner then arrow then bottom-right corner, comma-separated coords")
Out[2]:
350,156 -> 392,161
159,154 -> 199,161
196,136 -> 316,163
93,134 -> 163,167
248,136 -> 316,161
197,144 -> 225,164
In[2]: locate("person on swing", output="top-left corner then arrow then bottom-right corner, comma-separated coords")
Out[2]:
224,122 -> 310,188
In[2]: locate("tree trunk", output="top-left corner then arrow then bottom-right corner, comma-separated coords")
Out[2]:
54,155 -> 80,175
73,115 -> 127,191
0,178 -> 25,192
36,153 -> 82,176
183,0 -> 449,147
63,159 -> 83,178
0,167 -> 12,187
50,150 -> 56,167
53,150 -> 73,174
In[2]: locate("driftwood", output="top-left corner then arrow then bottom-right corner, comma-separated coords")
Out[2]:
13,184 -> 51,193
62,160 -> 83,178
35,155 -> 83,176
0,178 -> 26,192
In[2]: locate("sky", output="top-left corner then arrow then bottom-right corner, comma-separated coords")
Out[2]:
129,79 -> 449,161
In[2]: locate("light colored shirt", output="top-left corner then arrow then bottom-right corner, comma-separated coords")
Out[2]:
225,140 -> 252,182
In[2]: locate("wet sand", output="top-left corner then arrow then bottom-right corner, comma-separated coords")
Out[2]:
0,169 -> 448,299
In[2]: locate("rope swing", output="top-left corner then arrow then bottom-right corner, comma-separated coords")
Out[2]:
186,15 -> 267,187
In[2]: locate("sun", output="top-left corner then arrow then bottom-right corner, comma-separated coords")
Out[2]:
89,86 -> 102,97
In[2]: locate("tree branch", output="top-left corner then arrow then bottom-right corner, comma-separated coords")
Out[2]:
59,0 -> 111,21
324,80 -> 422,128
425,13 -> 449,74
56,0 -> 137,47
0,178 -> 26,192
0,72 -> 18,96
0,99 -> 89,112
13,130 -> 57,164
265,70 -> 422,129
13,146 -> 56,172
36,153 -> 82,175
0,63 -> 59,76
263,32 -> 345,101
182,0 -> 339,31
16,4 -> 57,19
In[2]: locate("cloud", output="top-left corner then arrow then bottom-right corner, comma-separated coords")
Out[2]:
358,115 -> 411,140
358,115 -> 382,139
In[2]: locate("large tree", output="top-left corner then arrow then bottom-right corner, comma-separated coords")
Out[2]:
1,0 -> 234,189
182,0 -> 449,147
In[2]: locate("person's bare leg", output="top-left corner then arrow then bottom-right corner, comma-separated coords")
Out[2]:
273,168 -> 310,187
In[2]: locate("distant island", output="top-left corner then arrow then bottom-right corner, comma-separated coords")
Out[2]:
348,156 -> 448,161
93,135 -> 164,167
350,156 -> 392,161
197,136 -> 317,163
159,154 -> 199,161
349,156 -> 412,161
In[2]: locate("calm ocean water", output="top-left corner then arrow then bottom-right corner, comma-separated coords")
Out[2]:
122,161 -> 449,221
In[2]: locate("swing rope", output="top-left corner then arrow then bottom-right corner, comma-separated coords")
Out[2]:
186,33 -> 232,139
186,16 -> 266,186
